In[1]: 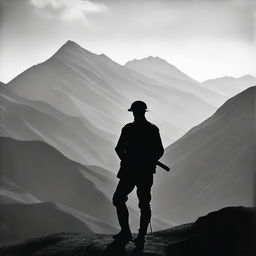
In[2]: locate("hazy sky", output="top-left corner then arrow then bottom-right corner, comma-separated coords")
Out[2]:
0,0 -> 255,83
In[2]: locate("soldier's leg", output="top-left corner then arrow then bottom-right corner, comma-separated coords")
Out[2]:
136,174 -> 154,237
112,178 -> 135,234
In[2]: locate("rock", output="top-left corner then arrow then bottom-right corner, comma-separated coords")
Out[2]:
1,207 -> 255,256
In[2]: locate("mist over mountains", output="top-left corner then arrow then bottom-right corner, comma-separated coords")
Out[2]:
202,75 -> 256,97
4,41 -> 227,170
0,137 -> 117,245
3,41 -> 254,171
126,57 -> 224,107
1,40 -> 255,246
0,137 -> 171,245
0,86 -> 115,169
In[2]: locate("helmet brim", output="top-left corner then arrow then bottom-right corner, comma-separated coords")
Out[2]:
128,108 -> 149,112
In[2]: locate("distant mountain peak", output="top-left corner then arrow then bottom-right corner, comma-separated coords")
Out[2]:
125,56 -> 198,84
147,56 -> 169,62
55,41 -> 115,63
64,40 -> 82,48
204,74 -> 256,83
239,74 -> 255,79
141,56 -> 163,61
126,56 -> 173,67
51,40 -> 104,63
58,40 -> 87,53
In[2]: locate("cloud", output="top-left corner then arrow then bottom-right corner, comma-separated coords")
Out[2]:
29,0 -> 107,20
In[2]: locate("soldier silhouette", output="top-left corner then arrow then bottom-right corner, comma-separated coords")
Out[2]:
112,100 -> 164,252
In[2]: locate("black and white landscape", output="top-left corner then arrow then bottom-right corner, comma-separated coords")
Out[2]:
154,86 -> 256,223
3,40 -> 251,171
1,0 -> 255,254
3,41 -> 227,169
0,40 -> 255,250
1,207 -> 255,255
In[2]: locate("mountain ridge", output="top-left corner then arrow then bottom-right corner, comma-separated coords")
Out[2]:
0,136 -> 172,245
202,74 -> 256,83
153,86 -> 256,223
5,40 -> 222,156
0,86 -> 116,169
125,56 -> 197,84
125,55 -> 227,107
202,75 -> 256,97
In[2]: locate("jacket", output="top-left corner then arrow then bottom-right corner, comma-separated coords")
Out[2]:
115,120 -> 164,178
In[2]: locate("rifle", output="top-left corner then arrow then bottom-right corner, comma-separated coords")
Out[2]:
121,154 -> 170,172
156,161 -> 170,172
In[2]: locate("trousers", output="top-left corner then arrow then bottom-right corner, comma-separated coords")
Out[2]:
112,174 -> 153,235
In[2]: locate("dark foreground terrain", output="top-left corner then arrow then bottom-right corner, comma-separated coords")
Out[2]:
1,206 -> 255,256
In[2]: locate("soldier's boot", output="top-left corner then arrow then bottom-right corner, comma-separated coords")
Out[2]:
133,234 -> 145,251
132,206 -> 151,252
113,204 -> 132,242
112,230 -> 132,242
132,233 -> 145,256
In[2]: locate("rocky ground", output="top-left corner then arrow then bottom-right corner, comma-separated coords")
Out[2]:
1,206 -> 255,256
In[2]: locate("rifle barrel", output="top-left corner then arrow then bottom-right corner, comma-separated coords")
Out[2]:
156,161 -> 170,172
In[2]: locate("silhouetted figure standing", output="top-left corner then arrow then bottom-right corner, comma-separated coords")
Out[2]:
112,100 -> 164,252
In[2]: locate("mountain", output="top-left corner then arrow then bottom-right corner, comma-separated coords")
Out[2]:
0,137 -> 171,244
0,176 -> 120,246
1,206 -> 255,256
0,86 -> 116,170
202,75 -> 256,97
6,40 -> 223,153
0,136 -> 118,245
126,56 -> 198,83
152,87 -> 256,224
0,137 -> 120,224
125,57 -> 226,107
0,177 -> 40,205
0,202 -> 95,246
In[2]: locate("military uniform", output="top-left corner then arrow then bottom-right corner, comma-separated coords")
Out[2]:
113,119 -> 164,237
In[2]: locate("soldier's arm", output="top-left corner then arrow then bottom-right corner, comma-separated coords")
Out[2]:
154,127 -> 164,160
115,126 -> 127,160
149,127 -> 164,162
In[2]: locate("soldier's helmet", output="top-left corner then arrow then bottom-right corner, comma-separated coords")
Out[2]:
128,100 -> 148,112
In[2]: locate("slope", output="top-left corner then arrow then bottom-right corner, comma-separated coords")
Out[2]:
7,40 -> 218,148
202,75 -> 256,97
126,57 -> 226,107
0,202 -> 95,246
0,86 -> 116,170
0,176 -> 120,246
0,137 -> 171,237
0,137 -> 123,227
0,177 -> 40,205
153,87 -> 256,224
1,206 -> 255,256
126,56 -> 197,83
